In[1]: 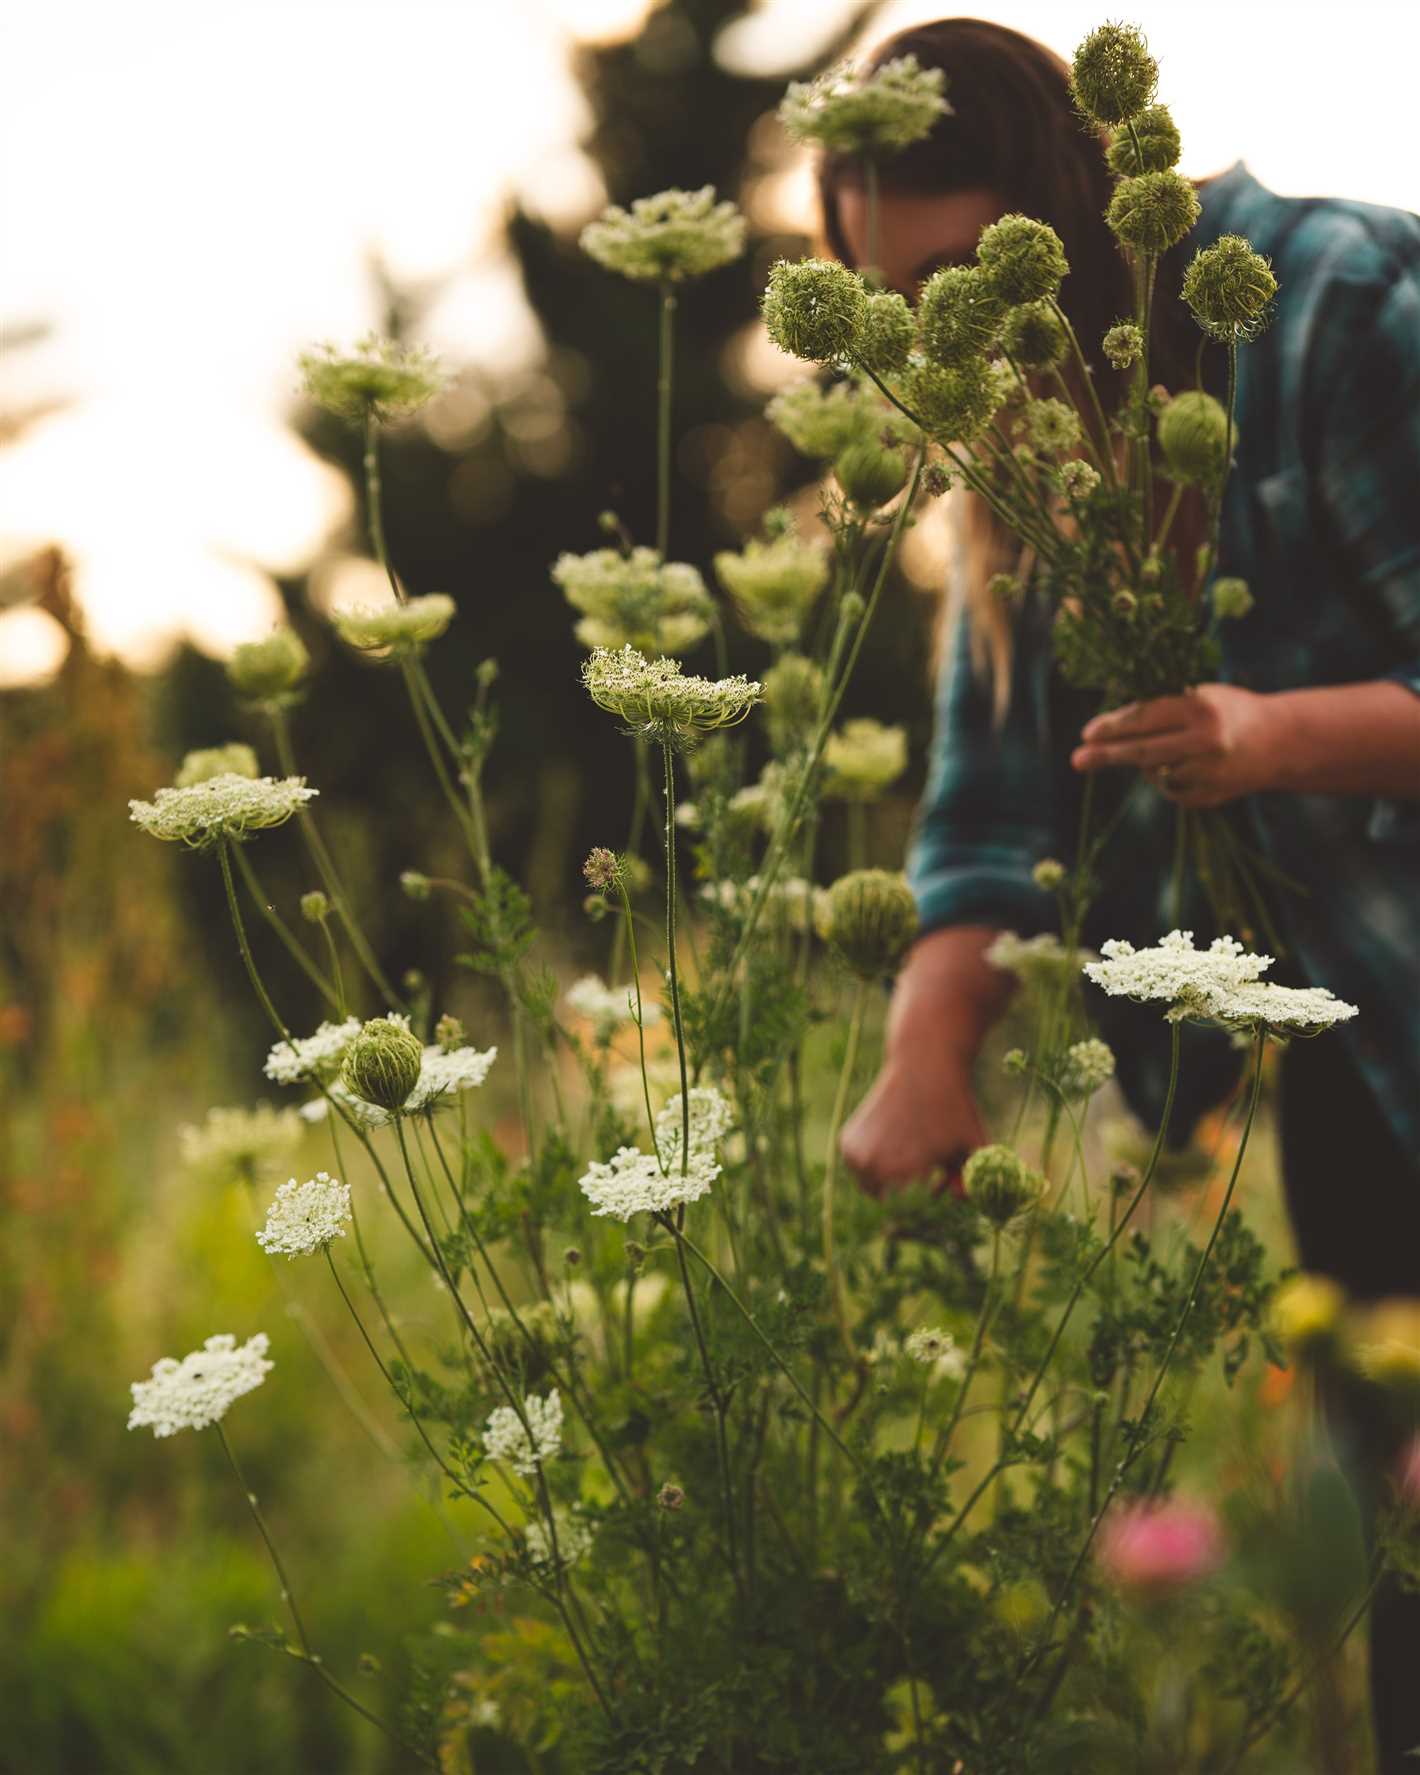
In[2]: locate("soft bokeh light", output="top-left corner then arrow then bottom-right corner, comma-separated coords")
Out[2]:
0,606 -> 71,689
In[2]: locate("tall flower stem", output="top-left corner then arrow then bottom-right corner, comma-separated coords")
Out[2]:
230,845 -> 341,1012
671,1224 -> 743,1596
214,1422 -> 436,1768
219,842 -> 293,1043
661,741 -> 690,1169
821,978 -> 868,1361
655,283 -> 676,559
267,705 -> 403,1009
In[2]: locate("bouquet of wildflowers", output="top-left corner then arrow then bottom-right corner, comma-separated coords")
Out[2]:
123,27 -> 1418,1773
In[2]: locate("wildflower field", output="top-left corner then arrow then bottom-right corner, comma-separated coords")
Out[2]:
5,17 -> 1420,1775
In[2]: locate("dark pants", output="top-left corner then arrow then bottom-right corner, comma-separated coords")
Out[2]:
1280,1034 -> 1420,1773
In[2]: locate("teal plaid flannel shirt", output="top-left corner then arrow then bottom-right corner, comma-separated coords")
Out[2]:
907,162 -> 1420,1148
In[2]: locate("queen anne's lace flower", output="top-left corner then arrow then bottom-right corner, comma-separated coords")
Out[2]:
333,594 -> 456,653
582,646 -> 761,745
127,1333 -> 273,1437
265,1017 -> 365,1086
178,1103 -> 304,1182
580,187 -> 745,284
129,774 -> 317,849
483,1389 -> 563,1476
765,377 -> 908,461
822,718 -> 908,800
715,533 -> 829,647
1058,1037 -> 1116,1099
552,548 -> 712,655
778,54 -> 950,156
255,1171 -> 352,1258
299,334 -> 444,420
904,1326 -> 966,1379
579,1086 -> 733,1220
564,974 -> 661,1041
525,1510 -> 595,1570
1172,979 -> 1358,1038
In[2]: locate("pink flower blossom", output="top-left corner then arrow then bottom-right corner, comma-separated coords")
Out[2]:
1096,1500 -> 1224,1594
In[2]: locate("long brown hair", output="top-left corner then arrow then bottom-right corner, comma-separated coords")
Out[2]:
817,18 -> 1207,709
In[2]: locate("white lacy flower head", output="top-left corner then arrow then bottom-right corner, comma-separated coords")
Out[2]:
1058,1037 -> 1116,1099
1083,930 -> 1274,1005
333,594 -> 456,653
580,186 -> 746,284
129,774 -> 317,849
905,1326 -> 966,1380
255,1171 -> 352,1258
177,1102 -> 304,1182
778,54 -> 951,157
483,1389 -> 563,1477
579,1085 -> 733,1220
1170,979 -> 1359,1039
298,333 -> 444,421
564,973 -> 661,1042
127,1333 -> 273,1438
822,718 -> 908,801
264,1017 -> 365,1086
525,1509 -> 595,1570
582,645 -> 762,746
552,548 -> 712,656
715,533 -> 829,647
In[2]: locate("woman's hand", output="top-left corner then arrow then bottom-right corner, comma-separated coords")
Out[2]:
840,1051 -> 987,1198
1070,684 -> 1281,808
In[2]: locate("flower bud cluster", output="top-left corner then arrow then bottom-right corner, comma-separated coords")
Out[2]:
1182,233 -> 1279,342
227,629 -> 309,703
580,187 -> 745,285
553,548 -> 713,656
299,334 -> 444,423
823,869 -> 918,978
715,530 -> 829,646
582,645 -> 762,747
333,593 -> 456,654
777,54 -> 950,157
822,717 -> 908,800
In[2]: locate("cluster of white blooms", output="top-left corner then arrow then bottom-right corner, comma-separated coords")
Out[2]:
525,1509 -> 595,1570
552,548 -> 713,656
1083,931 -> 1272,1004
177,1103 -> 304,1181
333,594 -> 456,653
298,334 -> 444,421
986,930 -> 1097,991
1058,1037 -> 1116,1099
255,1172 -> 352,1258
264,1017 -> 364,1085
127,1333 -> 273,1438
564,973 -> 661,1041
904,1326 -> 967,1380
580,186 -> 746,284
129,774 -> 317,849
714,533 -> 829,647
822,718 -> 909,801
582,646 -> 762,745
1085,930 -> 1358,1038
483,1389 -> 563,1477
579,1086 -> 733,1220
778,54 -> 950,156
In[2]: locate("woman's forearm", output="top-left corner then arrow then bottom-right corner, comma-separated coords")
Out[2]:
1268,680 -> 1420,799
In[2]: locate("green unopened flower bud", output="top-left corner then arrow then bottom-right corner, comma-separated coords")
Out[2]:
903,355 -> 1003,444
839,591 -> 866,628
1111,588 -> 1138,618
825,869 -> 918,979
300,890 -> 330,923
1059,459 -> 1101,500
1102,322 -> 1144,370
598,509 -> 621,534
1110,1163 -> 1141,1196
1181,234 -> 1278,342
976,215 -> 1069,305
856,290 -> 915,375
657,1480 -> 686,1511
227,630 -> 310,702
762,257 -> 869,364
341,1017 -> 423,1113
1139,552 -> 1165,584
583,893 -> 610,922
400,870 -> 433,901
1032,858 -> 1065,892
1272,1273 -> 1345,1362
834,439 -> 909,509
916,265 -> 1005,369
1157,390 -> 1231,488
1070,22 -> 1158,126
475,658 -> 500,691
1105,103 -> 1182,175
174,743 -> 261,787
1001,301 -> 1066,370
434,1013 -> 465,1052
402,968 -> 425,996
1212,577 -> 1253,621
963,1143 -> 1041,1226
1106,171 -> 1201,253
762,652 -> 825,752
1003,1047 -> 1029,1075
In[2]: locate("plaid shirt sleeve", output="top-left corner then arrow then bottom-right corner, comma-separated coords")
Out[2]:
906,595 -> 1059,936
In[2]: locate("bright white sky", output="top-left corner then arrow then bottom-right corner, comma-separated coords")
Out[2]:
3,0 -> 1416,684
